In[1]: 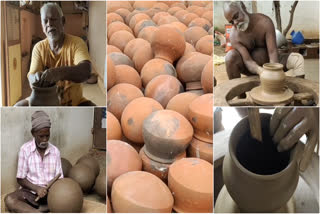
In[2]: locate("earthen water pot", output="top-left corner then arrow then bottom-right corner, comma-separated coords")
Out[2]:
107,45 -> 122,54
187,137 -> 213,163
166,92 -> 200,118
76,156 -> 100,177
107,111 -> 122,140
133,1 -> 156,10
223,113 -> 299,212
107,195 -> 112,213
48,178 -> 83,212
250,63 -> 294,105
184,42 -> 196,55
152,11 -> 170,24
201,58 -> 213,93
125,10 -> 140,25
170,2 -> 186,9
162,21 -> 188,34
132,43 -> 154,72
107,83 -> 144,120
108,52 -> 134,68
168,7 -> 183,15
144,8 -> 162,19
107,13 -> 124,26
144,75 -> 184,108
186,5 -> 201,13
152,2 -> 169,11
61,157 -> 72,177
114,65 -> 142,89
129,13 -> 150,30
68,163 -> 96,193
114,8 -> 131,21
193,7 -> 207,17
121,97 -> 163,144
184,26 -> 208,46
140,58 -> 177,87
107,21 -> 133,40
196,35 -> 213,55
138,26 -> 158,43
107,140 -> 142,189
107,1 -> 133,13
29,83 -> 60,106
187,93 -> 213,143
139,146 -> 186,182
107,56 -> 116,90
124,38 -> 150,59
109,30 -> 135,52
158,15 -> 179,25
111,171 -> 174,213
187,1 -> 207,7
168,158 -> 213,212
174,10 -> 189,22
134,19 -> 156,37
180,12 -> 199,26
142,109 -> 194,163
202,11 -> 213,25
151,26 -> 186,64
94,171 -> 106,198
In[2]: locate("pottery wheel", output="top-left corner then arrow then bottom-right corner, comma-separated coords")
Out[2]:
215,185 -> 295,213
250,86 -> 294,106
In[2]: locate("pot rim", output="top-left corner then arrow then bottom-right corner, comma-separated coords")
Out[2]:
31,83 -> 57,90
229,113 -> 297,180
262,63 -> 283,71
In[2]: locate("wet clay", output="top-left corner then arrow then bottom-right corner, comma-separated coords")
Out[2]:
29,83 -> 60,106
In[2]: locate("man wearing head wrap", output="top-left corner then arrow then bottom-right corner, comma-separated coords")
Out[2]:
4,111 -> 63,212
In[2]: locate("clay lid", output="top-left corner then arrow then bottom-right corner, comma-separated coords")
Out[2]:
111,171 -> 174,213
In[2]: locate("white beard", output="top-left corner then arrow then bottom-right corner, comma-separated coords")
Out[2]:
237,13 -> 250,31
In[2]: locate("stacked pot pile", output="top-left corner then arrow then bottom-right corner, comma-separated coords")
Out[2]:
107,1 -> 213,213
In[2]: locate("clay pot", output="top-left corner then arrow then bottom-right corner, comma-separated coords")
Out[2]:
168,7 -> 183,15
133,1 -> 156,10
193,7 -> 207,17
107,111 -> 122,140
166,92 -> 200,118
114,8 -> 131,21
186,5 -> 201,13
68,163 -> 96,193
202,11 -> 213,25
29,83 -> 60,106
189,17 -> 212,31
61,158 -> 72,177
115,65 -> 142,89
139,146 -> 186,182
187,1 -> 207,7
196,35 -> 213,55
170,2 -> 186,9
153,2 -> 169,11
125,11 -> 140,25
180,13 -> 199,26
152,12 -> 170,24
121,97 -> 163,144
143,110 -> 194,163
144,8 -> 162,18
184,42 -> 196,55
107,56 -> 116,90
107,83 -> 144,120
124,38 -> 150,59
76,156 -> 100,177
107,45 -> 122,54
111,171 -> 174,213
162,21 -> 187,34
208,26 -> 213,35
134,19 -> 156,37
107,140 -> 142,189
132,43 -> 154,72
107,13 -> 124,26
109,30 -> 135,52
168,158 -> 213,213
107,196 -> 112,213
145,75 -> 184,108
140,58 -> 177,87
94,172 -> 106,198
188,94 -> 213,143
107,22 -> 133,40
158,15 -> 179,25
187,137 -> 213,163
184,26 -> 208,46
151,26 -> 186,64
129,13 -> 150,30
107,1 -> 133,13
201,59 -> 213,93
174,10 -> 188,22
48,178 -> 83,212
108,52 -> 134,68
223,113 -> 299,212
138,26 -> 158,43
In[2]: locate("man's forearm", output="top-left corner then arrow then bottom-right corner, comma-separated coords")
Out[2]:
17,178 -> 42,192
52,61 -> 91,83
244,60 -> 261,75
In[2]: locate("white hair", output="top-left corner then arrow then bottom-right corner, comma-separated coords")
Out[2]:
40,2 -> 64,18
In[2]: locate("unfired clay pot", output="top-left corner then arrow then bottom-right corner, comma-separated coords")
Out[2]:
184,26 -> 208,46
166,92 -> 200,118
151,26 -> 186,64
107,111 -> 122,140
196,35 -> 213,55
144,75 -> 184,108
108,52 -> 134,68
138,26 -> 158,43
223,113 -> 299,212
107,13 -> 124,26
29,84 -> 60,106
61,157 -> 72,177
94,172 -> 106,198
201,59 -> 213,93
107,22 -> 133,40
168,158 -> 213,213
121,97 -> 163,144
187,93 -> 213,143
109,30 -> 135,52
76,156 -> 100,177
187,137 -> 213,163
111,171 -> 174,213
107,140 -> 142,189
114,65 -> 142,89
48,178 -> 83,212
142,110 -> 194,163
68,163 -> 96,193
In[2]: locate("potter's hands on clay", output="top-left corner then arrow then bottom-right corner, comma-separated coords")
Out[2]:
36,186 -> 48,198
256,66 -> 263,75
270,108 -> 319,171
40,68 -> 64,84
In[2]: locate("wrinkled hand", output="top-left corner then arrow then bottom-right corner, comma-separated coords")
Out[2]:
34,72 -> 42,83
270,108 -> 319,171
40,68 -> 62,84
36,186 -> 48,198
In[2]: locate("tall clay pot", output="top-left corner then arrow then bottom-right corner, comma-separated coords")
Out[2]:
223,113 -> 299,212
259,63 -> 286,94
29,84 -> 60,106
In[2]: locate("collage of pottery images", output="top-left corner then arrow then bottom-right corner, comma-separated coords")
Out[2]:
0,0 -> 319,213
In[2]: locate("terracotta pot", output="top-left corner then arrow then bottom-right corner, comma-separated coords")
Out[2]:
125,11 -> 140,25
121,135 -> 144,153
107,140 -> 142,189
166,92 -> 200,118
112,172 -> 173,213
107,196 -> 112,213
133,1 -> 156,10
187,137 -> 213,163
189,17 -> 212,31
171,2 -> 186,9
201,59 -> 213,93
107,56 -> 116,90
193,7 -> 207,17
180,13 -> 199,26
124,38 -> 150,59
151,26 -> 186,64
158,15 -> 179,25
153,2 -> 169,11
107,45 -> 122,54
168,7 -> 183,15
202,11 -> 213,25
61,157 -> 72,177
68,163 -> 96,193
174,10 -> 189,22
184,26 -> 208,46
223,113 -> 299,212
208,26 -> 213,35
115,65 -> 142,89
114,8 -> 131,21
129,13 -> 150,30
187,94 -> 213,143
108,52 -> 134,68
76,156 -> 100,177
186,5 -> 201,13
140,58 -> 177,87
139,146 -> 186,182
107,111 -> 122,140
107,83 -> 144,120
144,75 -> 184,108
121,97 -> 163,144
196,35 -> 213,55
142,110 -> 193,163
144,8 -> 162,18
48,178 -> 83,212
168,158 -> 213,213
184,42 -> 196,55
138,26 -> 158,43
107,1 -> 133,13
94,172 -> 106,198
107,13 -> 124,26
187,1 -> 207,7
134,19 -> 156,37
162,21 -> 187,34
132,43 -> 154,72
109,30 -> 135,52
152,11 -> 170,24
29,83 -> 60,106
107,22 -> 133,40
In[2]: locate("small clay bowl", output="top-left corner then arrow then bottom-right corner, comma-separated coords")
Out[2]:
133,1 -> 156,10
114,65 -> 142,89
166,92 -> 200,118
201,59 -> 213,93
158,15 -> 179,25
111,171 -> 174,213
107,56 -> 116,90
107,111 -> 122,140
180,12 -> 199,26
152,2 -> 169,11
187,137 -> 213,164
168,158 -> 213,213
142,109 -> 194,163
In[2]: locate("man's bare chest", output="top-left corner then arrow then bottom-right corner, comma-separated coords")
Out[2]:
237,31 -> 266,50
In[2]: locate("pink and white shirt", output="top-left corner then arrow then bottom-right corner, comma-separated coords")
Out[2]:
16,139 -> 63,187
